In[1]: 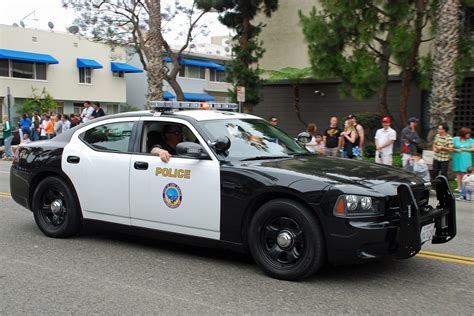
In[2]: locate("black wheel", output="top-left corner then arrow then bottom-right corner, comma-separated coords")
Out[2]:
248,199 -> 325,281
32,176 -> 82,238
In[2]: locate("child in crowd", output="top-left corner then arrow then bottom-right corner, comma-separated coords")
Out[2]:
409,152 -> 430,182
306,134 -> 325,155
460,167 -> 474,201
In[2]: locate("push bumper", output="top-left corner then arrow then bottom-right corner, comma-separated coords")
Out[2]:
326,176 -> 456,265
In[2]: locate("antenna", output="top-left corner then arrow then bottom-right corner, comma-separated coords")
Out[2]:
20,21 -> 25,28
48,21 -> 54,31
12,23 -> 19,27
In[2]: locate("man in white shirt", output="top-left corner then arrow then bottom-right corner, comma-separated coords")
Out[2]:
80,101 -> 94,123
375,117 -> 397,166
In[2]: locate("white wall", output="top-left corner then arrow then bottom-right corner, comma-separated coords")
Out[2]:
0,24 -> 131,103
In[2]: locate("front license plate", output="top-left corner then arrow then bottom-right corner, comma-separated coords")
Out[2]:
420,223 -> 435,243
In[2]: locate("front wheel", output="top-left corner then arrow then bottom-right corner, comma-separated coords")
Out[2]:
32,176 -> 82,238
248,199 -> 325,281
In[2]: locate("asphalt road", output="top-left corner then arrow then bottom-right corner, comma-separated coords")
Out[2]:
0,160 -> 473,315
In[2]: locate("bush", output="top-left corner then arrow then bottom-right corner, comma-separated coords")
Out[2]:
353,112 -> 383,140
364,143 -> 376,158
16,87 -> 57,117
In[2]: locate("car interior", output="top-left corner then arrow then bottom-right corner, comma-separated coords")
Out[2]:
141,121 -> 200,154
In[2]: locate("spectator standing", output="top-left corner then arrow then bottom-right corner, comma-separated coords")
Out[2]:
341,119 -> 358,159
39,113 -> 47,140
19,113 -> 32,137
61,114 -> 71,133
323,116 -> 342,157
44,115 -> 55,139
400,117 -> 420,169
53,114 -> 63,136
70,114 -> 79,127
432,123 -> 454,179
375,117 -> 397,166
305,123 -> 319,153
2,115 -> 13,161
30,112 -> 40,141
452,128 -> 474,192
80,101 -> 94,123
91,102 -> 106,119
348,114 -> 365,154
269,116 -> 278,126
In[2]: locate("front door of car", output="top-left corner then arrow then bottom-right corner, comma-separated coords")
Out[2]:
129,118 -> 221,240
62,117 -> 139,225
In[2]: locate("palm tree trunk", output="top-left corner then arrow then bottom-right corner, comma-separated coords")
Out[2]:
429,0 -> 461,132
145,0 -> 164,104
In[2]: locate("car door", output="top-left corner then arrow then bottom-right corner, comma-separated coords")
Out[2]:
129,117 -> 221,240
62,117 -> 139,225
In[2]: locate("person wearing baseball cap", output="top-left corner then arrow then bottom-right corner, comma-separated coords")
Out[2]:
375,117 -> 397,165
401,117 -> 421,170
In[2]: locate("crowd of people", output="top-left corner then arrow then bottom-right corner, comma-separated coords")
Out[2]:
2,101 -> 105,161
271,114 -> 474,201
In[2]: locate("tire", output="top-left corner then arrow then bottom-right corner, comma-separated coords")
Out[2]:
248,199 -> 325,281
32,176 -> 82,238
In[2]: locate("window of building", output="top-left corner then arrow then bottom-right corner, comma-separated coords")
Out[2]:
0,60 -> 48,80
12,61 -> 34,79
56,102 -> 64,115
112,71 -> 124,78
80,121 -> 134,152
73,103 -> 84,115
210,69 -> 227,82
179,65 -> 206,79
107,104 -> 119,114
79,67 -> 92,84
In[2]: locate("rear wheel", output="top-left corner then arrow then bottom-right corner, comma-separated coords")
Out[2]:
248,199 -> 325,280
32,176 -> 82,238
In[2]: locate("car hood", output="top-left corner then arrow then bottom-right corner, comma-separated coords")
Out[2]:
238,155 -> 426,191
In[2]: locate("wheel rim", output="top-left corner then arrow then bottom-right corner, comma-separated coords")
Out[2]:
261,217 -> 304,265
39,187 -> 67,227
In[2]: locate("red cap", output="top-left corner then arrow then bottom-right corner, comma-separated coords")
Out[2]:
382,117 -> 391,123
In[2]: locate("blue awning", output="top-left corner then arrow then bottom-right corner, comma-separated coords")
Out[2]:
110,62 -> 143,73
77,58 -> 103,69
164,56 -> 172,62
184,92 -> 215,101
0,48 -> 58,64
180,58 -> 225,70
163,91 -> 175,99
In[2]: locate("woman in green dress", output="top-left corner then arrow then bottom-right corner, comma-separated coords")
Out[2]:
452,128 -> 474,192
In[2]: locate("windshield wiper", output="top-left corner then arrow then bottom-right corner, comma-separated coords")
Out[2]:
241,155 -> 293,161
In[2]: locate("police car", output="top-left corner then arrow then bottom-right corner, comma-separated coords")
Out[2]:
10,102 -> 456,280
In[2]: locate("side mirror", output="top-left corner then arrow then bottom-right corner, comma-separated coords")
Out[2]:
176,142 -> 209,159
296,132 -> 312,144
212,136 -> 231,154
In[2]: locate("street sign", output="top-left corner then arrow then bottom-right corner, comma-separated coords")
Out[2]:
237,86 -> 245,103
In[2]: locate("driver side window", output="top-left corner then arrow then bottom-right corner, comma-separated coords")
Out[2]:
141,121 -> 200,154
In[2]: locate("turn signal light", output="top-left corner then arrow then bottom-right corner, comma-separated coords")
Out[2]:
334,196 -> 346,215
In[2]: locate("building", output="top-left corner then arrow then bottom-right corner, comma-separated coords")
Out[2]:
253,1 -> 473,138
126,37 -> 233,109
0,24 -> 143,118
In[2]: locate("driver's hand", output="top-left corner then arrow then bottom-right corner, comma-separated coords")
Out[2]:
151,147 -> 171,163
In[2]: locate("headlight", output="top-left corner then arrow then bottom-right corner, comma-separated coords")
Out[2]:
334,195 -> 382,217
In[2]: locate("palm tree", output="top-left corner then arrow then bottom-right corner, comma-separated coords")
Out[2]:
428,0 -> 462,132
265,67 -> 314,127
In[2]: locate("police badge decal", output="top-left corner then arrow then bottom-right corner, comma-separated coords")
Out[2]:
162,183 -> 183,209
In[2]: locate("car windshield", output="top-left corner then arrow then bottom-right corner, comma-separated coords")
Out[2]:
199,119 -> 308,160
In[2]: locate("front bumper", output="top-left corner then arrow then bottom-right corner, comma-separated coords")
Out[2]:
326,176 -> 456,265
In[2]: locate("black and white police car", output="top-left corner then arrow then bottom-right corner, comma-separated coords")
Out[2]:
10,101 -> 456,280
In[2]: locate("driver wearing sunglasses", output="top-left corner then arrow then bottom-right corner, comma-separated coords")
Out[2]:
151,124 -> 183,163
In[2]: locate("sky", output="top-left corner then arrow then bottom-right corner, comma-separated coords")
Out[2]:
0,0 -> 231,44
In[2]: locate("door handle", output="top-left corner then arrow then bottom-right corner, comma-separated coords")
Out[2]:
134,161 -> 149,170
67,156 -> 80,164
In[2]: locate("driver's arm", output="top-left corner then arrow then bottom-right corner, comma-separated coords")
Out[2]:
151,145 -> 171,163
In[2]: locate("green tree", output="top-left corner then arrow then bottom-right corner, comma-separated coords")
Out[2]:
17,87 -> 58,117
299,1 -> 436,125
264,67 -> 314,126
205,0 -> 279,112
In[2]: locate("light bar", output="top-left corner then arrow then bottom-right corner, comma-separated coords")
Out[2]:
149,101 -> 238,111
